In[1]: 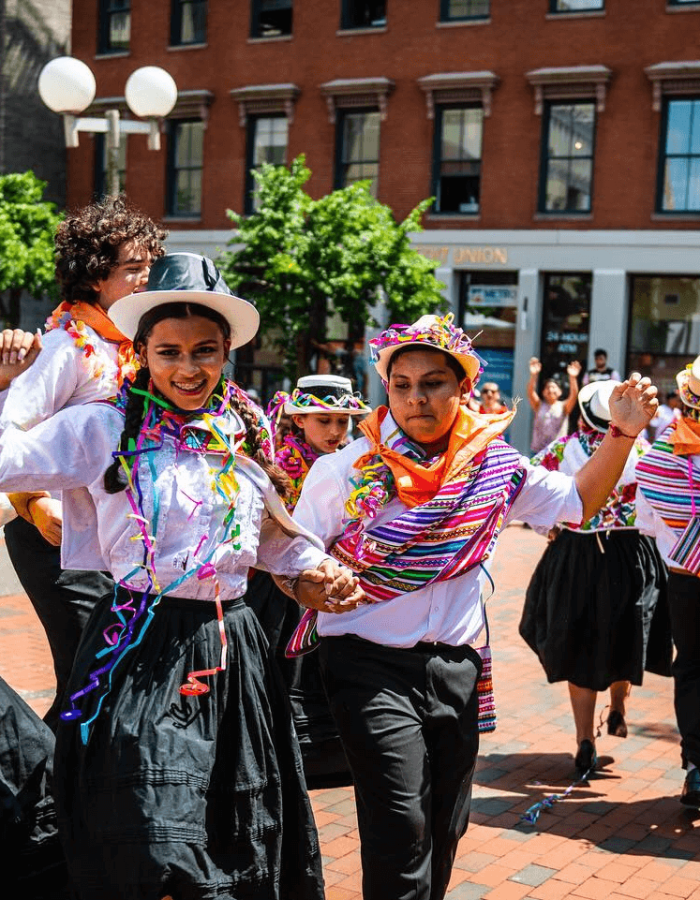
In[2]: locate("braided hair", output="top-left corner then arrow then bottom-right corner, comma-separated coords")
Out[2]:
104,301 -> 291,499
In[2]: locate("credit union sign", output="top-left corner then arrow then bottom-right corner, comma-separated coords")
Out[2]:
413,245 -> 509,265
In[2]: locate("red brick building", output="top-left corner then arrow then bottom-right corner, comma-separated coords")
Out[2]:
66,0 -> 700,449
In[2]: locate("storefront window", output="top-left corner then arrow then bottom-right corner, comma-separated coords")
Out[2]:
539,273 -> 591,383
628,275 -> 700,396
459,271 -> 518,402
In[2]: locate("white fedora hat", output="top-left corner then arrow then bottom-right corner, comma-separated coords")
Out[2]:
109,252 -> 259,349
578,379 -> 620,432
284,374 -> 371,416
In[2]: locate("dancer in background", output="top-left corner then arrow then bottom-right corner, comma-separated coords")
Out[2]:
247,374 -> 370,787
0,255 -> 362,899
520,380 -> 671,775
637,355 -> 700,808
0,195 -> 166,730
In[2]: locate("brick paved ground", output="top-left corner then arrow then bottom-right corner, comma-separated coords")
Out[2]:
1,524 -> 698,900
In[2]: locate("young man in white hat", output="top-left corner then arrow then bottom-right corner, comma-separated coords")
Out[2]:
291,312 -> 658,900
637,355 -> 700,807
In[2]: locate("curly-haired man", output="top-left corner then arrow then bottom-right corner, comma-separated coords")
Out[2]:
1,195 -> 167,730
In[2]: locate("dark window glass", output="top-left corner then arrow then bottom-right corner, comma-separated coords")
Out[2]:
336,110 -> 380,196
98,0 -> 130,53
171,0 -> 207,44
667,1 -> 700,6
440,0 -> 489,21
549,0 -> 604,10
250,0 -> 293,37
540,273 -> 591,387
341,1 -> 386,29
94,133 -> 127,197
433,106 -> 483,214
167,120 -> 204,217
628,275 -> 700,399
539,101 -> 595,213
245,116 -> 289,213
658,98 -> 700,212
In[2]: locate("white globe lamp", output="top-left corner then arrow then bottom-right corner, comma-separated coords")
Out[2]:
38,56 -> 96,115
125,66 -> 178,118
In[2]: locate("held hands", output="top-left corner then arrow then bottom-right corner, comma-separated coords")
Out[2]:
28,497 -> 63,546
609,373 -> 658,438
295,558 -> 367,614
0,329 -> 42,390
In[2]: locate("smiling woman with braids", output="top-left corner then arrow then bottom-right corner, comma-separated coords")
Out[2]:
0,254 -> 362,900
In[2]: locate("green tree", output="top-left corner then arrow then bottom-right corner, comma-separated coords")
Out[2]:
0,171 -> 63,326
218,155 -> 446,379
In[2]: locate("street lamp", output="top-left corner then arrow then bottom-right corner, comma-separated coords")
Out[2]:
38,57 -> 178,196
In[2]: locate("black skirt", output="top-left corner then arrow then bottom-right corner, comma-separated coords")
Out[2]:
244,571 -> 352,790
0,675 -> 69,899
519,529 -> 672,691
54,591 -> 325,900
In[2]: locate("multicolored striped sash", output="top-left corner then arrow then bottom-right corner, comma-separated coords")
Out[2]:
286,440 -> 524,656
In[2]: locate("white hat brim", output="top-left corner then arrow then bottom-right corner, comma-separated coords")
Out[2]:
374,341 -> 480,383
284,402 -> 369,416
108,289 -> 260,349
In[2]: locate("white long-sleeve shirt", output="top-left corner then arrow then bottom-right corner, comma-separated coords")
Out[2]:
293,410 -> 583,648
0,402 -> 328,599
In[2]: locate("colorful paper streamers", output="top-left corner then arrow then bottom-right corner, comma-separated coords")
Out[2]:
520,759 -> 598,825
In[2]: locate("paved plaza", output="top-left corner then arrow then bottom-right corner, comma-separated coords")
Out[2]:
1,524 -> 698,900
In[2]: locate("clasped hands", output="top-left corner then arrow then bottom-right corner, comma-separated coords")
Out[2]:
294,559 -> 367,614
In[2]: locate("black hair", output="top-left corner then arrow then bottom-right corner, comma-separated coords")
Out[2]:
104,302 -> 290,498
386,345 -> 467,382
593,348 -> 607,358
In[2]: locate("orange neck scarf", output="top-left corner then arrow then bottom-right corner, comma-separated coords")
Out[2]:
49,300 -> 136,385
670,416 -> 700,456
355,404 -> 515,508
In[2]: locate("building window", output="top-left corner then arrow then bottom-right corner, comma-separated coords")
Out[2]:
167,120 -> 204,217
171,0 -> 207,45
245,116 -> 289,213
250,0 -> 293,37
658,98 -> 700,212
341,1 -> 386,29
628,275 -> 700,398
667,1 -> 700,6
440,0 -> 489,21
539,101 -> 595,213
432,106 -> 483,215
94,134 -> 127,197
549,0 -> 603,11
336,110 -> 380,196
98,0 -> 130,53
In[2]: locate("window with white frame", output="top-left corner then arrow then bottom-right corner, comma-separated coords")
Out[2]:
246,116 -> 289,213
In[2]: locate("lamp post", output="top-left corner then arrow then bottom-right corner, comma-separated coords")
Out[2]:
38,57 -> 178,196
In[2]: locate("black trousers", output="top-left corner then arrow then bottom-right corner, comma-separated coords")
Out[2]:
4,516 -> 113,731
668,571 -> 700,769
319,635 -> 481,900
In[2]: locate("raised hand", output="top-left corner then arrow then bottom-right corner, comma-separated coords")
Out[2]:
567,360 -> 582,377
0,329 -> 42,390
529,357 -> 542,376
609,373 -> 658,437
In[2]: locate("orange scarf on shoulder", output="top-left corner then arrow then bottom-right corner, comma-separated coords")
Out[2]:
48,300 -> 136,385
669,416 -> 700,456
355,404 -> 516,508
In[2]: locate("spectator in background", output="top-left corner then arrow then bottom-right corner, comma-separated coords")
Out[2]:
528,357 -> 581,454
650,390 -> 682,440
583,348 -> 621,385
478,381 -> 507,415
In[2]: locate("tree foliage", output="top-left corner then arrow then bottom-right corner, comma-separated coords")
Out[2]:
0,171 -> 63,325
217,155 -> 446,378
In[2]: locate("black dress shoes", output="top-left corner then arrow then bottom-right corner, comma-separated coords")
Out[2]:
574,739 -> 598,776
680,768 -> 700,807
607,710 -> 628,738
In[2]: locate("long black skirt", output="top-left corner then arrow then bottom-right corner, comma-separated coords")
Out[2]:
519,529 -> 672,691
0,675 -> 68,899
244,571 -> 352,790
54,591 -> 325,900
